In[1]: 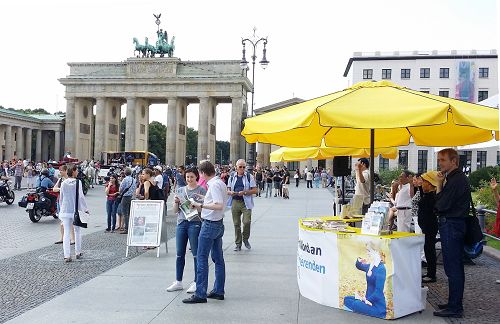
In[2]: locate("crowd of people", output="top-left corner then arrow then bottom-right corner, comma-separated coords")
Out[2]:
351,148 -> 497,319
4,147 -> 496,316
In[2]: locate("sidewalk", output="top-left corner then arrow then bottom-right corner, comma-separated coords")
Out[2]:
6,186 -> 444,324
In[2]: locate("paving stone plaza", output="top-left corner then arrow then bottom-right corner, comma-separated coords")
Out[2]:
1,181 -> 499,323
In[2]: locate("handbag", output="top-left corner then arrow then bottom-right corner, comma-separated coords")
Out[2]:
463,196 -> 483,258
116,179 -> 133,204
73,179 -> 88,228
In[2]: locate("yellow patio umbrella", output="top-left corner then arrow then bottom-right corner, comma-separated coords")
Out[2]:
242,80 -> 499,201
270,145 -> 398,162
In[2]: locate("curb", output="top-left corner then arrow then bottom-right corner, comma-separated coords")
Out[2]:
483,245 -> 500,260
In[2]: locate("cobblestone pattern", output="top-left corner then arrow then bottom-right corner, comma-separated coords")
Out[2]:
425,251 -> 500,324
0,216 -> 177,323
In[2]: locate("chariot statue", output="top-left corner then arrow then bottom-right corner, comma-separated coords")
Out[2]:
132,13 -> 176,58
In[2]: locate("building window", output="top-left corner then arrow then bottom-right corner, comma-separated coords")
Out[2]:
417,150 -> 428,173
398,150 -> 408,169
420,68 -> 430,78
479,68 -> 489,78
439,68 -> 449,78
439,90 -> 449,97
459,151 -> 472,171
478,91 -> 488,102
287,161 -> 300,172
109,123 -> 118,135
401,69 -> 411,79
363,69 -> 373,79
477,151 -> 487,169
420,90 -> 430,94
179,124 -> 186,135
379,157 -> 389,170
140,124 -> 146,135
382,69 -> 392,80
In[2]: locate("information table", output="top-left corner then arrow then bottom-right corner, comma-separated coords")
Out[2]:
297,217 -> 425,320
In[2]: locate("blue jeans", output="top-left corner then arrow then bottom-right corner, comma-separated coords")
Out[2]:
195,220 -> 225,298
106,199 -> 118,230
439,217 -> 466,312
176,220 -> 202,282
265,183 -> 272,198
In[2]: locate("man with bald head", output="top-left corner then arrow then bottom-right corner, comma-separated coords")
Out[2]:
227,159 -> 257,251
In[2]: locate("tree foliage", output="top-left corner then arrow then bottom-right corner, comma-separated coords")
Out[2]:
378,166 -> 405,186
148,121 -> 167,161
468,166 -> 500,190
216,140 -> 230,164
7,107 -> 51,115
186,127 -> 198,165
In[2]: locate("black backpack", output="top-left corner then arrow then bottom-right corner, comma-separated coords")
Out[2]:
148,181 -> 164,200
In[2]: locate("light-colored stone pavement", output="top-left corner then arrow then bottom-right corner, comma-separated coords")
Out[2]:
6,185 -> 444,324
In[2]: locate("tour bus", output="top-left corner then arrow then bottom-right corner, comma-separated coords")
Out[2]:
100,151 -> 158,167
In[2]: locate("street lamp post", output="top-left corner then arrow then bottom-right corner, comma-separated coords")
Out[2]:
240,28 -> 269,173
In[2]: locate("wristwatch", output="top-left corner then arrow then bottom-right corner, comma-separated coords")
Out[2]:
201,203 -> 204,209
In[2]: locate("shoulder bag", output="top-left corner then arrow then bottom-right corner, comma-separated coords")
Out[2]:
73,179 -> 88,228
116,178 -> 133,204
463,196 -> 483,259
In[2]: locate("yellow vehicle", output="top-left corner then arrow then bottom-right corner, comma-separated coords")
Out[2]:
100,151 -> 158,167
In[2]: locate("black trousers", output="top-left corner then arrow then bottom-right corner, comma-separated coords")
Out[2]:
423,229 -> 438,278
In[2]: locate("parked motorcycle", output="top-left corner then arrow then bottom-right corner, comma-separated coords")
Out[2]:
18,189 -> 59,222
0,180 -> 15,205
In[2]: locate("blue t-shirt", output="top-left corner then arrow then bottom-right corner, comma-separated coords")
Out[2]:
175,173 -> 186,187
233,176 -> 245,200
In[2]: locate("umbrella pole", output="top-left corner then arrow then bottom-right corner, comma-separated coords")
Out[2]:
370,129 -> 375,204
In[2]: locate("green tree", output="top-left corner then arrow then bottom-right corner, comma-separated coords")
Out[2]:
7,107 -> 51,114
216,141 -> 230,164
148,121 -> 167,161
378,166 -> 405,186
120,117 -> 126,151
186,127 -> 198,165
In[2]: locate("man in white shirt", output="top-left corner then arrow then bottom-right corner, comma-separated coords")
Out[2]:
354,158 -> 371,214
394,170 -> 414,232
183,161 -> 228,304
153,165 -> 163,189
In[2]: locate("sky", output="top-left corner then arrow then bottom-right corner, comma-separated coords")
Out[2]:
0,0 -> 498,141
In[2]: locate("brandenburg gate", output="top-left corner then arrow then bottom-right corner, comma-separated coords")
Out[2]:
59,58 -> 251,165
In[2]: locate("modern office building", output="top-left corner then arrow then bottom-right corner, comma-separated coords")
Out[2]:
344,49 -> 499,173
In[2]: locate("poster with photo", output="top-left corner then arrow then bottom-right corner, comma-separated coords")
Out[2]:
337,235 -> 394,319
127,200 -> 164,247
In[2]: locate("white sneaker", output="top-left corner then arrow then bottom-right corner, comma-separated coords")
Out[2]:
167,281 -> 183,292
186,282 -> 196,294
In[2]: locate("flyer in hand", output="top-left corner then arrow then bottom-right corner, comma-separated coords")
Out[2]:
179,199 -> 199,221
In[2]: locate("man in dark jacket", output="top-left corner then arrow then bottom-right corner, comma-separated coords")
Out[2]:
434,148 -> 471,318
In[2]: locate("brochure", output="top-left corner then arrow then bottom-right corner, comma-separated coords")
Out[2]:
179,199 -> 199,221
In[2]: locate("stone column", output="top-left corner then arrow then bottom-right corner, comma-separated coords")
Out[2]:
25,128 -> 32,161
94,97 -> 106,160
262,143 -> 272,168
0,125 -> 4,162
175,99 -> 188,166
125,98 -> 136,151
230,97 -> 243,164
54,130 -> 61,161
166,97 -> 177,166
207,98 -> 217,164
5,125 -> 12,161
16,127 -> 24,159
197,97 -> 210,164
35,129 -> 42,162
41,131 -> 49,161
64,98 -> 76,156
326,159 -> 334,174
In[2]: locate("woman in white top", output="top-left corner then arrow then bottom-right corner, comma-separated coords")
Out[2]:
53,164 -> 75,245
59,164 -> 89,262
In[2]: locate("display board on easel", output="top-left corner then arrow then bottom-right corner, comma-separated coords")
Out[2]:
126,200 -> 165,258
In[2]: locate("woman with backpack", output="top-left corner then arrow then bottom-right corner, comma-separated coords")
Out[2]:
142,168 -> 163,200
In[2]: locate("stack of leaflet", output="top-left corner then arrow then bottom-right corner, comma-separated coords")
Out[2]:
302,219 -> 349,232
361,202 -> 391,236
